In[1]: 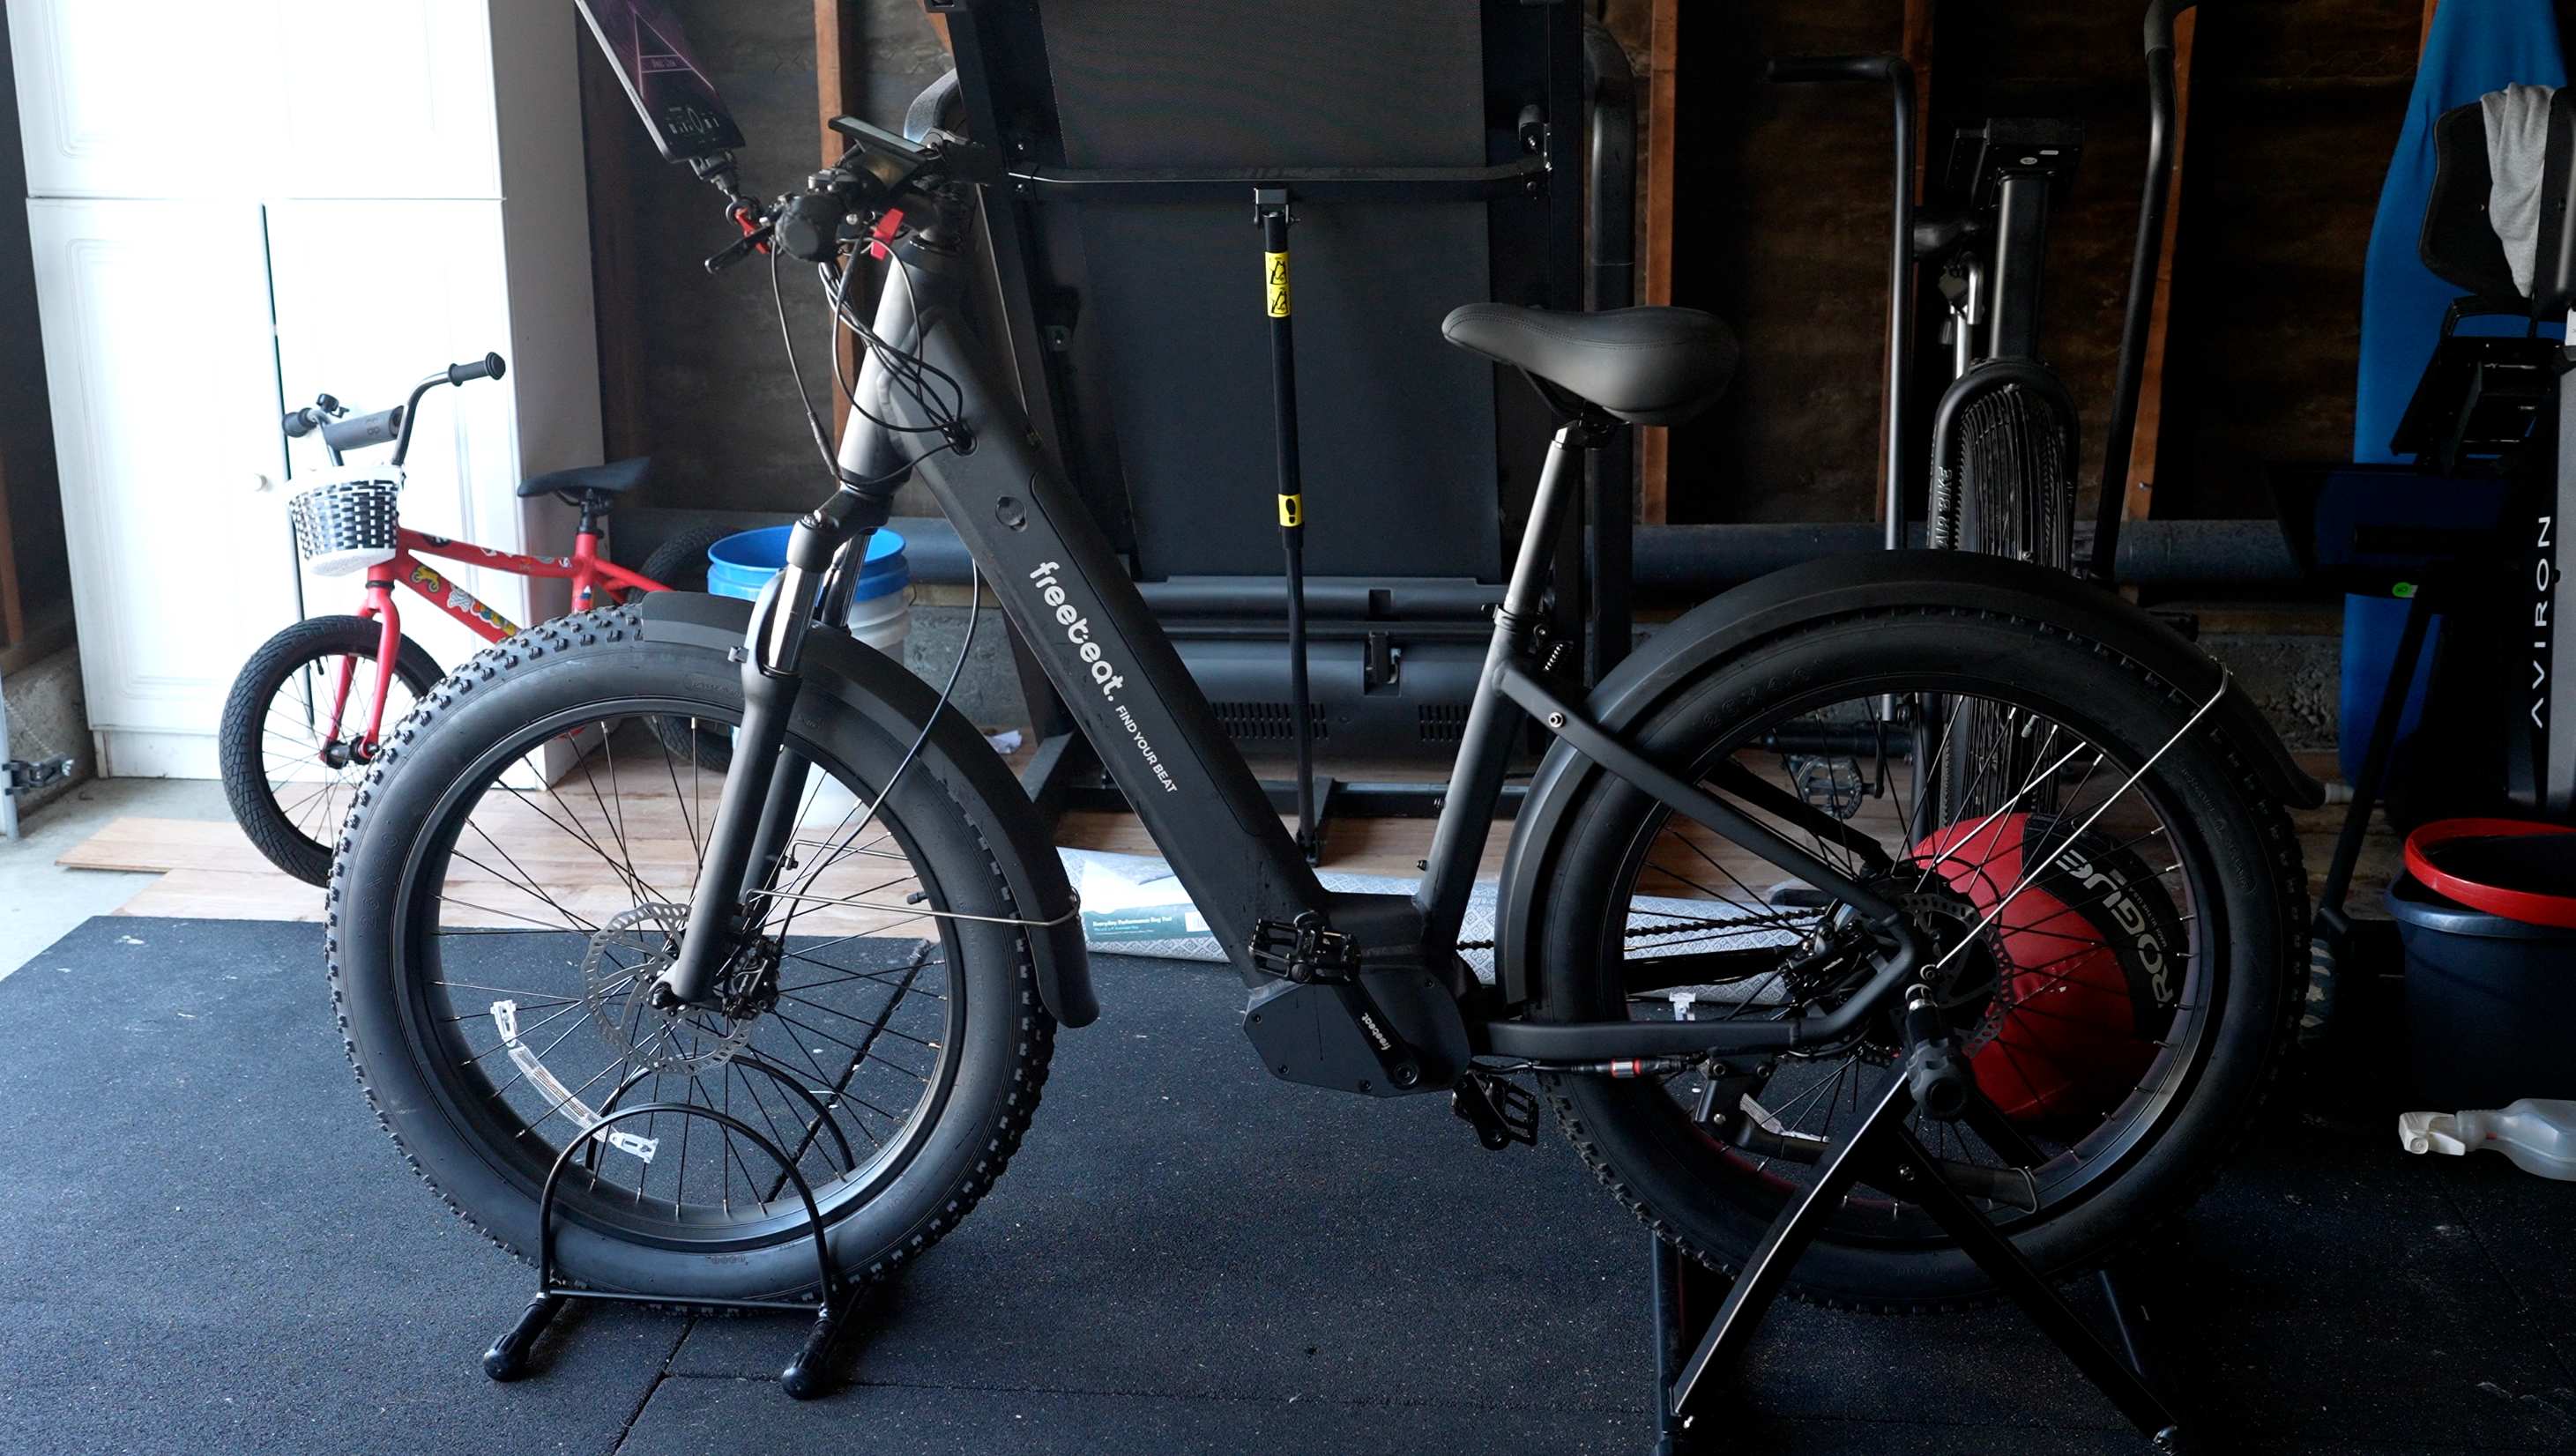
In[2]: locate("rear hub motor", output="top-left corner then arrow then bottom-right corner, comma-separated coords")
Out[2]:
1910,813 -> 2186,1128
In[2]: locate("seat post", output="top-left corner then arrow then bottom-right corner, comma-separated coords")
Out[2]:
1411,411 -> 1619,947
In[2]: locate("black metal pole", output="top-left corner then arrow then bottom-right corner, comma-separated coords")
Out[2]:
2316,584 -> 2437,937
1585,21 -> 1638,679
1255,188 -> 1321,862
2091,2 -> 2196,582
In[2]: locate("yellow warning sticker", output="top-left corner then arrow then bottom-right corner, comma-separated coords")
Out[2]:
1277,493 -> 1303,527
1264,250 -> 1291,317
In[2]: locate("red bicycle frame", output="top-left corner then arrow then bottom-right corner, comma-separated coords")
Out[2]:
329,524 -> 671,754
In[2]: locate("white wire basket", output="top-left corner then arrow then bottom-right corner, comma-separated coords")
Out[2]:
287,464 -> 405,577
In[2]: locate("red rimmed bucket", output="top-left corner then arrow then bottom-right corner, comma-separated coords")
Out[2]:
2389,818 -> 2576,1107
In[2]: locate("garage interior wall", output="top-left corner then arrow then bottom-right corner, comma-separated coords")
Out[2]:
584,0 -> 2576,545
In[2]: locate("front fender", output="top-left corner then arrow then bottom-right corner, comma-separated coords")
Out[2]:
636,590 -> 1097,1029
1492,551 -> 2319,1007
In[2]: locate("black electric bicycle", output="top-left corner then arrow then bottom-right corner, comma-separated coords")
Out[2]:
325,68 -> 2310,1329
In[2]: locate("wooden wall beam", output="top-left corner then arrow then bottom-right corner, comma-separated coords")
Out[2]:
1637,0 -> 1679,523
817,0 -> 866,432
2120,8 -> 2195,533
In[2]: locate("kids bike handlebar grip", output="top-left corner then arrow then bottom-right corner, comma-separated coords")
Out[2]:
322,405 -> 405,453
447,353 -> 506,386
280,393 -> 340,439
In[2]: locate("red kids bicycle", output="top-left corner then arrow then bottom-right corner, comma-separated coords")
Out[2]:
217,353 -> 724,885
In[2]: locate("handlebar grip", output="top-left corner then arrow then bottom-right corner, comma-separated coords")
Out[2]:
447,353 -> 506,386
322,405 -> 406,454
1766,54 -> 1903,85
280,392 -> 341,439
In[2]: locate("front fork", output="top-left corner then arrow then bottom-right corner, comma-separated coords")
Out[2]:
655,499 -> 880,1007
658,229 -> 948,1007
329,577 -> 406,762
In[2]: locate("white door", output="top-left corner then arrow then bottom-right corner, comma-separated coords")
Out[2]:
272,1 -> 502,201
27,199 -> 296,776
6,0 -> 285,198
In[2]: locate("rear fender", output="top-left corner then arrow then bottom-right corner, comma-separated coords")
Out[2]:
1492,551 -> 2319,1007
636,591 -> 1097,1029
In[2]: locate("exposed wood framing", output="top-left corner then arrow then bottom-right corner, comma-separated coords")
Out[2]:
1638,0 -> 1679,523
818,0 -> 867,432
2120,8 -> 2195,532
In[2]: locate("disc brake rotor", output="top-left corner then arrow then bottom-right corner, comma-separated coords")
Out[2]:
580,903 -> 761,1074
1875,882 -> 2009,1059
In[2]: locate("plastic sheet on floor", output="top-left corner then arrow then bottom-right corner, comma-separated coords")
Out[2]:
1060,848 -> 1798,988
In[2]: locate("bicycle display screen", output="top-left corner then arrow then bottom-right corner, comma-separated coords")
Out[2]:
576,0 -> 746,162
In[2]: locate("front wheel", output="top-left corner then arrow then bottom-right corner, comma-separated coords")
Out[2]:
1533,606 -> 2304,1310
218,614 -> 442,886
327,605 -> 1053,1302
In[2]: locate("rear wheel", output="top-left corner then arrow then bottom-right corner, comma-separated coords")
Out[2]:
327,605 -> 1053,1302
638,523 -> 733,596
1533,607 -> 2303,1310
218,614 -> 440,886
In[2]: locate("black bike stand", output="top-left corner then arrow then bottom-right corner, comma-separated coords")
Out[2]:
480,1099 -> 863,1400
1647,1077 -> 2192,1453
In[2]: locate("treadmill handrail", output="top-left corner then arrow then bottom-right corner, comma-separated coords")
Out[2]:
1004,153 -> 1548,204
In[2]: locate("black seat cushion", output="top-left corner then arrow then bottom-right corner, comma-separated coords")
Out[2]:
2421,101 -> 2520,301
1440,304 -> 1738,426
517,457 -> 651,501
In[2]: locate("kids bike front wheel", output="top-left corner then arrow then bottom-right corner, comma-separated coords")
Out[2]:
326,605 -> 1054,1303
218,614 -> 442,886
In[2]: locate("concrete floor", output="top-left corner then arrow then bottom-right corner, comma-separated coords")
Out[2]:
0,776 -> 229,982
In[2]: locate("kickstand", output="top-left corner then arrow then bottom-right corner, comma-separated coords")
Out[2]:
1646,1076 -> 2191,1453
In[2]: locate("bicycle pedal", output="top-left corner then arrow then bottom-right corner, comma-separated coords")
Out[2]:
1452,1073 -> 1539,1151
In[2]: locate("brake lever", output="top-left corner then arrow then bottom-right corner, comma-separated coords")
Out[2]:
704,222 -> 775,275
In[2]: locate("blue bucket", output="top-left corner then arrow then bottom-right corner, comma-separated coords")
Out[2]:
705,526 -> 909,606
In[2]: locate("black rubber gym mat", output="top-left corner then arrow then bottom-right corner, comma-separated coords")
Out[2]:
2,917 -> 2570,1454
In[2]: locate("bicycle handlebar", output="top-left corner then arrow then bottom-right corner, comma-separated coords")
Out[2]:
280,392 -> 342,440
279,354 -> 506,464
723,117 -> 999,271
323,406 -> 406,454
446,353 -> 506,387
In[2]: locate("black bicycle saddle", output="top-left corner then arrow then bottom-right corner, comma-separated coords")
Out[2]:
1440,304 -> 1738,426
517,457 -> 652,501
